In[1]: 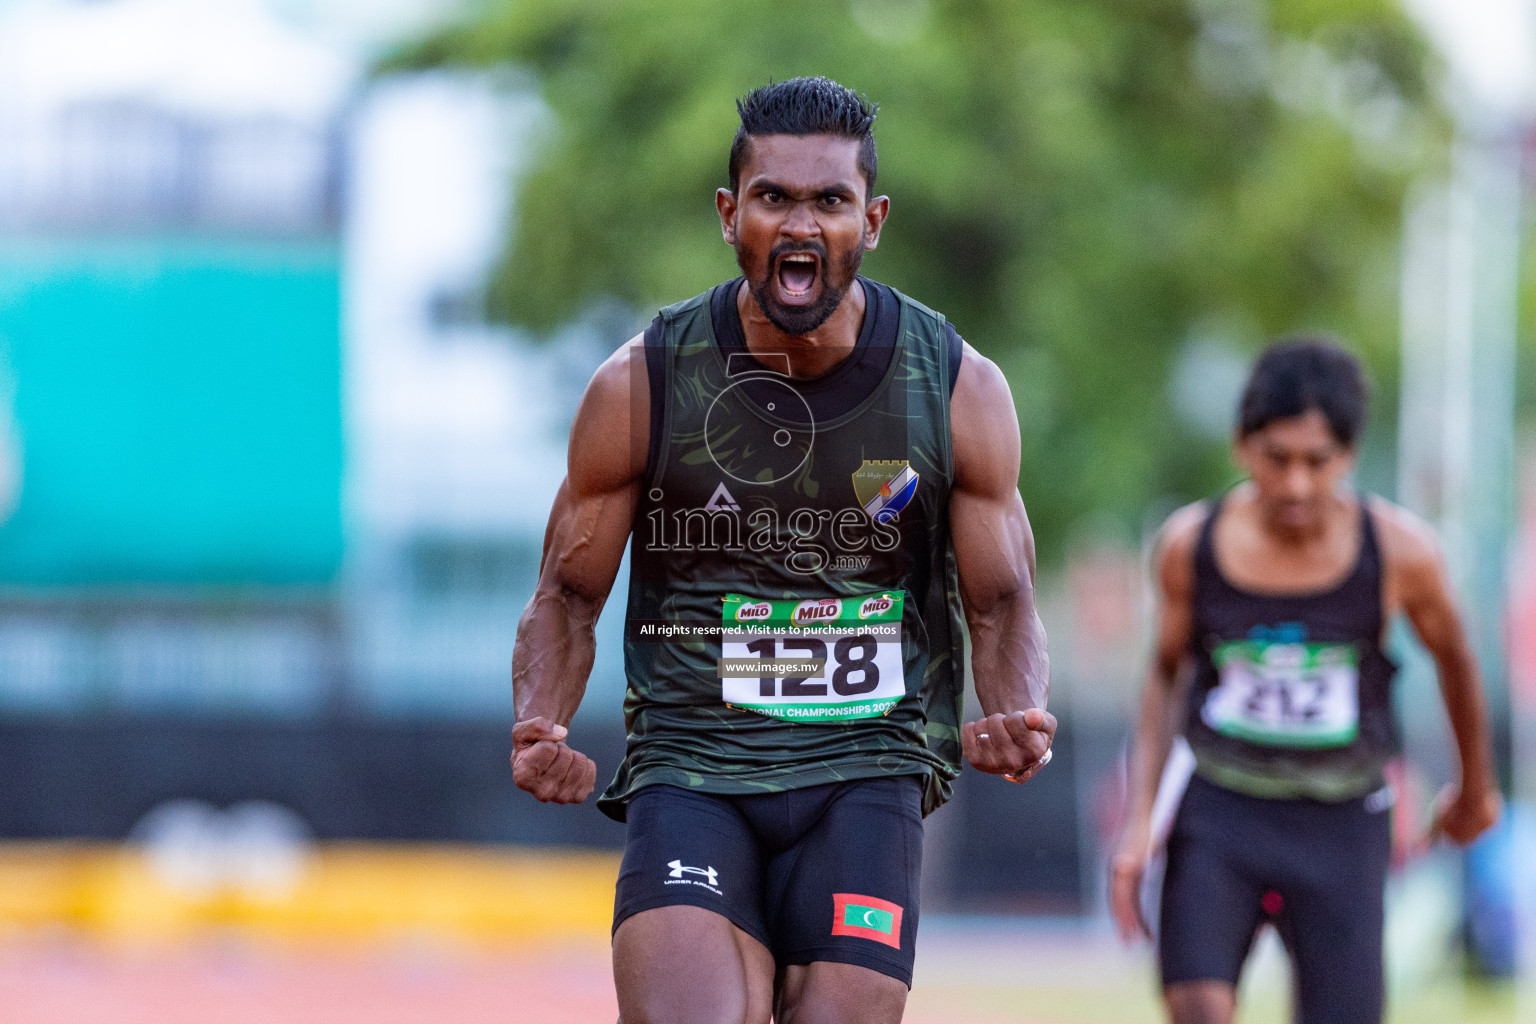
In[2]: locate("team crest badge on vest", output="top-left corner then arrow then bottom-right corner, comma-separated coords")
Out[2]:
852,460 -> 918,523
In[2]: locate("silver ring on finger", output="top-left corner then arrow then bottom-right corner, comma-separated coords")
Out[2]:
1003,746 -> 1052,784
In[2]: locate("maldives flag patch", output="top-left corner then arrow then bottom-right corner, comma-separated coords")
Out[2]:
831,893 -> 903,949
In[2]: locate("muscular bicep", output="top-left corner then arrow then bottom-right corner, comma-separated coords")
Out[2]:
1371,504 -> 1473,669
536,338 -> 647,606
948,346 -> 1032,612
538,477 -> 639,606
950,485 -> 1034,613
1402,576 -> 1467,660
1149,507 -> 1202,686
1397,542 -> 1471,668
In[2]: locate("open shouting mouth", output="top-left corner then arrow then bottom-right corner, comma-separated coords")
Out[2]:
742,237 -> 853,336
774,249 -> 822,306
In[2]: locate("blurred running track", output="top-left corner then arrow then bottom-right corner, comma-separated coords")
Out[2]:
0,920 -> 1525,1024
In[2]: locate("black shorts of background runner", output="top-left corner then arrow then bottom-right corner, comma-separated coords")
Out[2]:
613,776 -> 923,986
1159,773 -> 1393,1024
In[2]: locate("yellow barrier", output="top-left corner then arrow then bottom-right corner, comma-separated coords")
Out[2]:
0,842 -> 620,945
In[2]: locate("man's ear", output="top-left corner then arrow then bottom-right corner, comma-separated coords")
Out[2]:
717,188 -> 739,245
863,194 -> 890,250
1338,445 -> 1360,477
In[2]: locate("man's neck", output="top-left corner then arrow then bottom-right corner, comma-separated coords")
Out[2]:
736,278 -> 866,380
1243,486 -> 1355,550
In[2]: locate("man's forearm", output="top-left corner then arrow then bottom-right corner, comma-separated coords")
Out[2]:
1125,666 -> 1180,837
512,583 -> 602,725
968,593 -> 1049,716
1439,659 -> 1497,791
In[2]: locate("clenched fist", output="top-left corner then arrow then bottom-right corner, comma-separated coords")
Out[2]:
512,717 -> 598,804
961,708 -> 1057,783
1426,782 -> 1502,848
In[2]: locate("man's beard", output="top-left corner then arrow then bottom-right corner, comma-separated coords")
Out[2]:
740,237 -> 865,337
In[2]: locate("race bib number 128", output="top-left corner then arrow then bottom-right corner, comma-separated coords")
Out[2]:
720,592 -> 905,722
1202,640 -> 1360,748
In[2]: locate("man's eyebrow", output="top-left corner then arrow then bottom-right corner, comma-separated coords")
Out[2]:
747,178 -> 861,200
747,178 -> 792,194
1262,441 -> 1340,456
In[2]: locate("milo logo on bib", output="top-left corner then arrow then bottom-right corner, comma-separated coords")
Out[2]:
734,601 -> 773,622
792,599 -> 843,627
1203,638 -> 1360,748
719,592 -> 905,723
858,595 -> 894,619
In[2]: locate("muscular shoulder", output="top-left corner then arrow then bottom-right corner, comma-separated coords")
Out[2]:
569,334 -> 648,495
952,341 -> 1011,405
1367,496 -> 1445,589
950,342 -> 1019,497
1153,501 -> 1206,599
584,333 -> 648,404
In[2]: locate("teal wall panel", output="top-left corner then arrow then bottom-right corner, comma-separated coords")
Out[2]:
0,237 -> 343,584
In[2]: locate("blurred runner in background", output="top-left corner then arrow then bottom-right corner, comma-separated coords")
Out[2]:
509,76 -> 1054,1024
1111,338 -> 1502,1024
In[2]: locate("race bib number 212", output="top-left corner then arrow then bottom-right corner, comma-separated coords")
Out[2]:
1202,640 -> 1360,748
719,592 -> 905,722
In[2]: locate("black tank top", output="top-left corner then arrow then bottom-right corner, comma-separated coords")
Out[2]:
1183,494 -> 1401,801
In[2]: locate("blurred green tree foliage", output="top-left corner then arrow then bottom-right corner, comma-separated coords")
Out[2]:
386,0 -> 1444,557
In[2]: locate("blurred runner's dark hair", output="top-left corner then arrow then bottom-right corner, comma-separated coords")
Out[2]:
1238,337 -> 1367,445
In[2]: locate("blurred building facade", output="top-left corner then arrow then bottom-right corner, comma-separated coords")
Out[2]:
341,72 -> 599,721
0,0 -> 638,848
0,0 -> 347,716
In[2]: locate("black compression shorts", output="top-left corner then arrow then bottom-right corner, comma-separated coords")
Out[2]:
613,775 -> 923,986
1159,772 -> 1393,1024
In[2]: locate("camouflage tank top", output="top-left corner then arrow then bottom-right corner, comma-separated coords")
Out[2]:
597,279 -> 967,821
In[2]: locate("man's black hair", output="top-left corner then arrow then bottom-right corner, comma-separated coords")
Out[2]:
1238,336 -> 1368,445
728,77 -> 878,197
